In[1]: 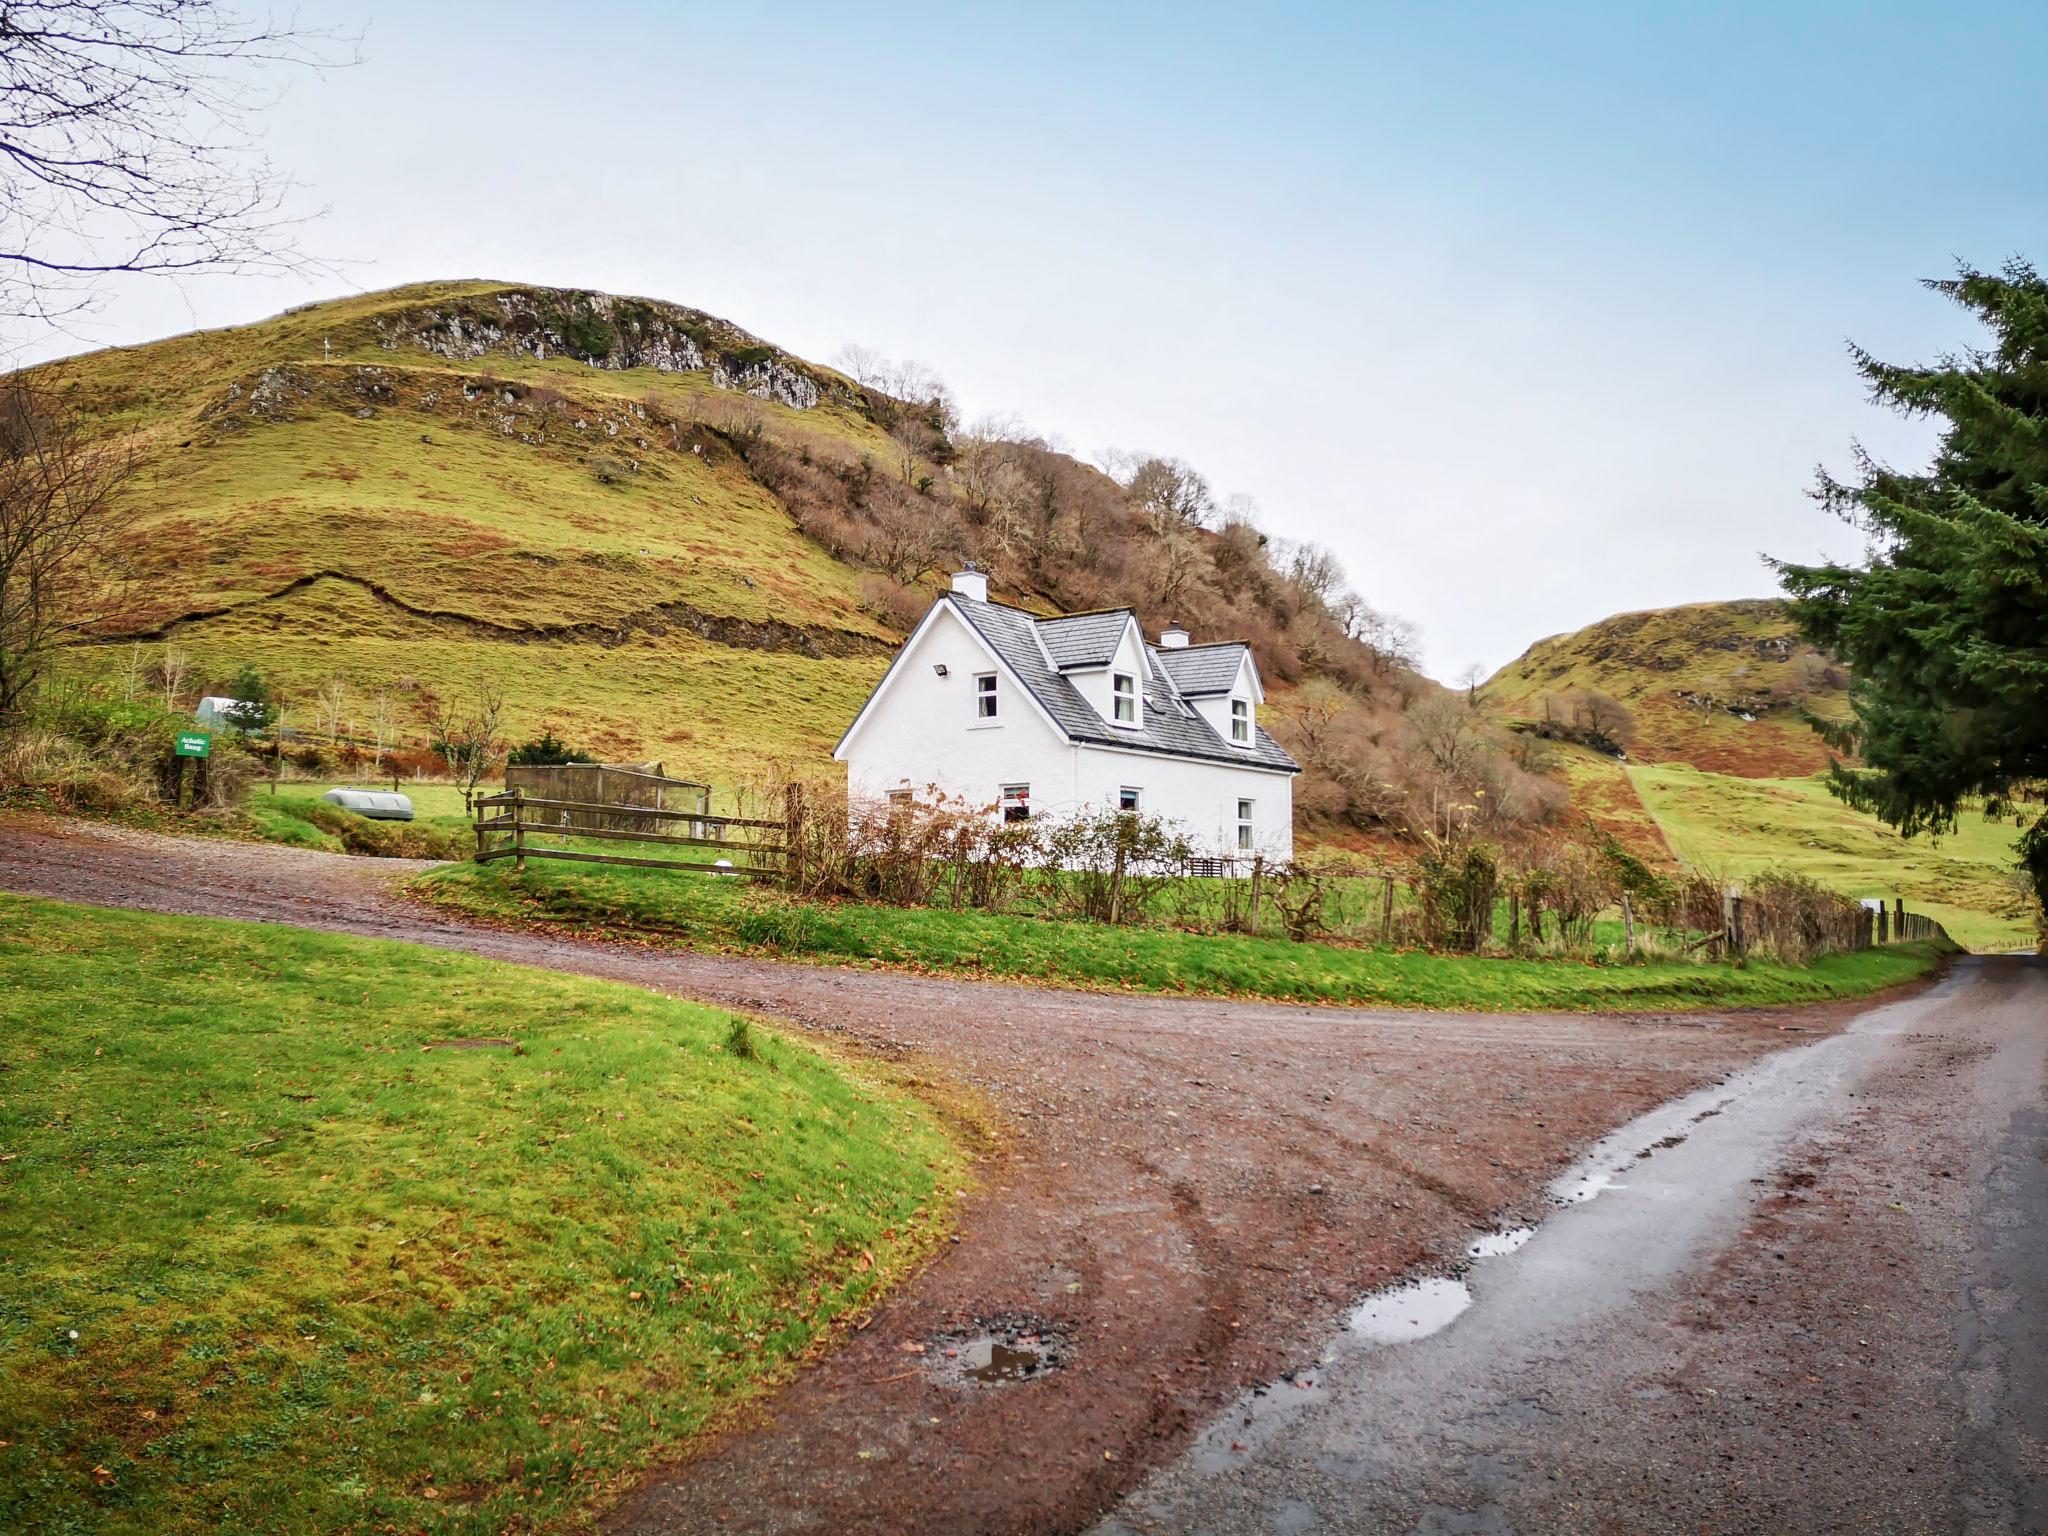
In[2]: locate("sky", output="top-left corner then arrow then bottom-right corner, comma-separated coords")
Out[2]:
21,1 -> 2048,678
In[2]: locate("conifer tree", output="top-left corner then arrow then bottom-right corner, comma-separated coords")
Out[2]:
1774,260 -> 2048,927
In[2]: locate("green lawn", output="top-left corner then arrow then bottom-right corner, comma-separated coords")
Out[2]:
241,782 -> 473,859
0,897 -> 962,1535
417,861 -> 1952,1013
1630,764 -> 2033,951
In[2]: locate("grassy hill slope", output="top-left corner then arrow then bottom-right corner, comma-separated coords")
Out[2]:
1629,764 -> 2031,952
47,281 -> 905,778
1485,597 -> 1848,777
1488,600 -> 2027,950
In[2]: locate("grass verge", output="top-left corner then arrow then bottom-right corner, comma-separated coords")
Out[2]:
416,861 -> 1954,1013
0,896 -> 963,1535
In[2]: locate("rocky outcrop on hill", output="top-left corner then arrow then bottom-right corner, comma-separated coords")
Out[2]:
369,287 -> 842,411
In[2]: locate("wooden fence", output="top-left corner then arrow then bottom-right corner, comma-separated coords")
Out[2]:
473,783 -> 802,882
501,763 -> 708,834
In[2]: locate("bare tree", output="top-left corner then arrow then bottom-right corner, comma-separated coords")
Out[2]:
1118,455 -> 1214,533
314,675 -> 347,739
831,342 -> 888,390
0,376 -> 134,718
367,685 -> 398,784
424,679 -> 506,813
156,643 -> 191,707
861,497 -> 951,585
0,2 -> 357,327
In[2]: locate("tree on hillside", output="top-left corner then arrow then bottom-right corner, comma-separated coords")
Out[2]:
0,377 -> 135,719
0,1 -> 355,326
1773,259 -> 2048,925
1118,455 -> 1215,534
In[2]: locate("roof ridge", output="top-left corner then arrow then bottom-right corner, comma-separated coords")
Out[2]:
1033,605 -> 1138,624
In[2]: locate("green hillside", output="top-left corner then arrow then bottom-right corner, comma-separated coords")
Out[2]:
1489,600 -> 2029,951
1486,597 -> 1849,777
1632,764 -> 2031,951
46,281 -> 903,779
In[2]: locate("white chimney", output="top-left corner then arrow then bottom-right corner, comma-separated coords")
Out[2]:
950,564 -> 989,602
1160,623 -> 1190,649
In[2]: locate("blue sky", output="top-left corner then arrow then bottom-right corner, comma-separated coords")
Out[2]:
29,1 -> 2048,676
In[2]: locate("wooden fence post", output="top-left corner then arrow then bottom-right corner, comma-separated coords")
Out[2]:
1380,873 -> 1395,946
782,782 -> 805,892
1723,888 -> 1745,955
1621,891 -> 1635,954
1509,892 -> 1521,949
1249,854 -> 1264,935
1893,897 -> 1905,941
512,785 -> 526,874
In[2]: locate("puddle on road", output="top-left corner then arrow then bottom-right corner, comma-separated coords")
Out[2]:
1552,1169 -> 1622,1205
926,1315 -> 1071,1387
962,1338 -> 1048,1384
1466,1227 -> 1534,1259
1347,1277 -> 1472,1344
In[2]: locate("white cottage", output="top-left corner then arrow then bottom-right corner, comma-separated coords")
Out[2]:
834,569 -> 1300,859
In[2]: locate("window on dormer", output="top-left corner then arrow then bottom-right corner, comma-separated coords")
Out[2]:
1231,697 -> 1250,743
1112,671 -> 1137,725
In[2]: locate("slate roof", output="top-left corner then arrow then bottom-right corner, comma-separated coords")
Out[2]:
943,594 -> 1298,773
1156,643 -> 1250,697
1036,610 -> 1133,670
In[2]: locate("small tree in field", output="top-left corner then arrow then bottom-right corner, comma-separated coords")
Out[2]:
424,679 -> 506,812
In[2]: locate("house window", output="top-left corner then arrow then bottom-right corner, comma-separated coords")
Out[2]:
887,789 -> 913,818
1118,786 -> 1141,813
1231,697 -> 1251,744
1112,671 -> 1137,725
1236,798 -> 1255,851
1001,783 -> 1031,823
976,672 -> 998,720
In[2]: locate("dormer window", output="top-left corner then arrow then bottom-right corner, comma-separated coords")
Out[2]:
975,672 -> 998,720
1111,671 -> 1137,725
1231,697 -> 1251,744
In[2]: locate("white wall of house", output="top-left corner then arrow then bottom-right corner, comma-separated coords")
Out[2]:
838,602 -> 1294,858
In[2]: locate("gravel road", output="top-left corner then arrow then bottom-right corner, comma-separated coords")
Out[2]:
0,813 -> 1986,1534
1098,954 -> 2048,1534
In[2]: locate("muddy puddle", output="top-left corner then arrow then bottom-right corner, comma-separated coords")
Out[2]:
925,1315 -> 1072,1387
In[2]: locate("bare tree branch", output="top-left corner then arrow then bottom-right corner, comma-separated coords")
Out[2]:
0,1 -> 358,328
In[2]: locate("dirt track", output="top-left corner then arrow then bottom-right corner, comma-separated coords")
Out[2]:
0,813 -> 1923,1534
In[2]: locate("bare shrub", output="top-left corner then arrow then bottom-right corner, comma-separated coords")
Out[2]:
1030,809 -> 1195,925
857,572 -> 930,633
1412,839 -> 1500,952
1742,869 -> 1869,964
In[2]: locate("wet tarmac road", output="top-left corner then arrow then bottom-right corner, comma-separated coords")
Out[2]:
1100,955 -> 2048,1535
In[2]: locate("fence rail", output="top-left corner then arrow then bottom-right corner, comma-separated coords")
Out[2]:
473,785 -> 802,882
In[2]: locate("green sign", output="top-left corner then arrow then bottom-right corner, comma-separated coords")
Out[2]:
174,731 -> 211,759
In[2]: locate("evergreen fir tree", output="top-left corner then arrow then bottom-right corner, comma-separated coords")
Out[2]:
1774,259 -> 2048,927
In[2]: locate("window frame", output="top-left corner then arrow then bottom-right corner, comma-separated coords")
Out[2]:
974,671 -> 999,721
1236,797 -> 1255,851
1111,670 -> 1138,726
1117,786 -> 1142,814
1000,782 -> 1031,823
1230,696 -> 1251,744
